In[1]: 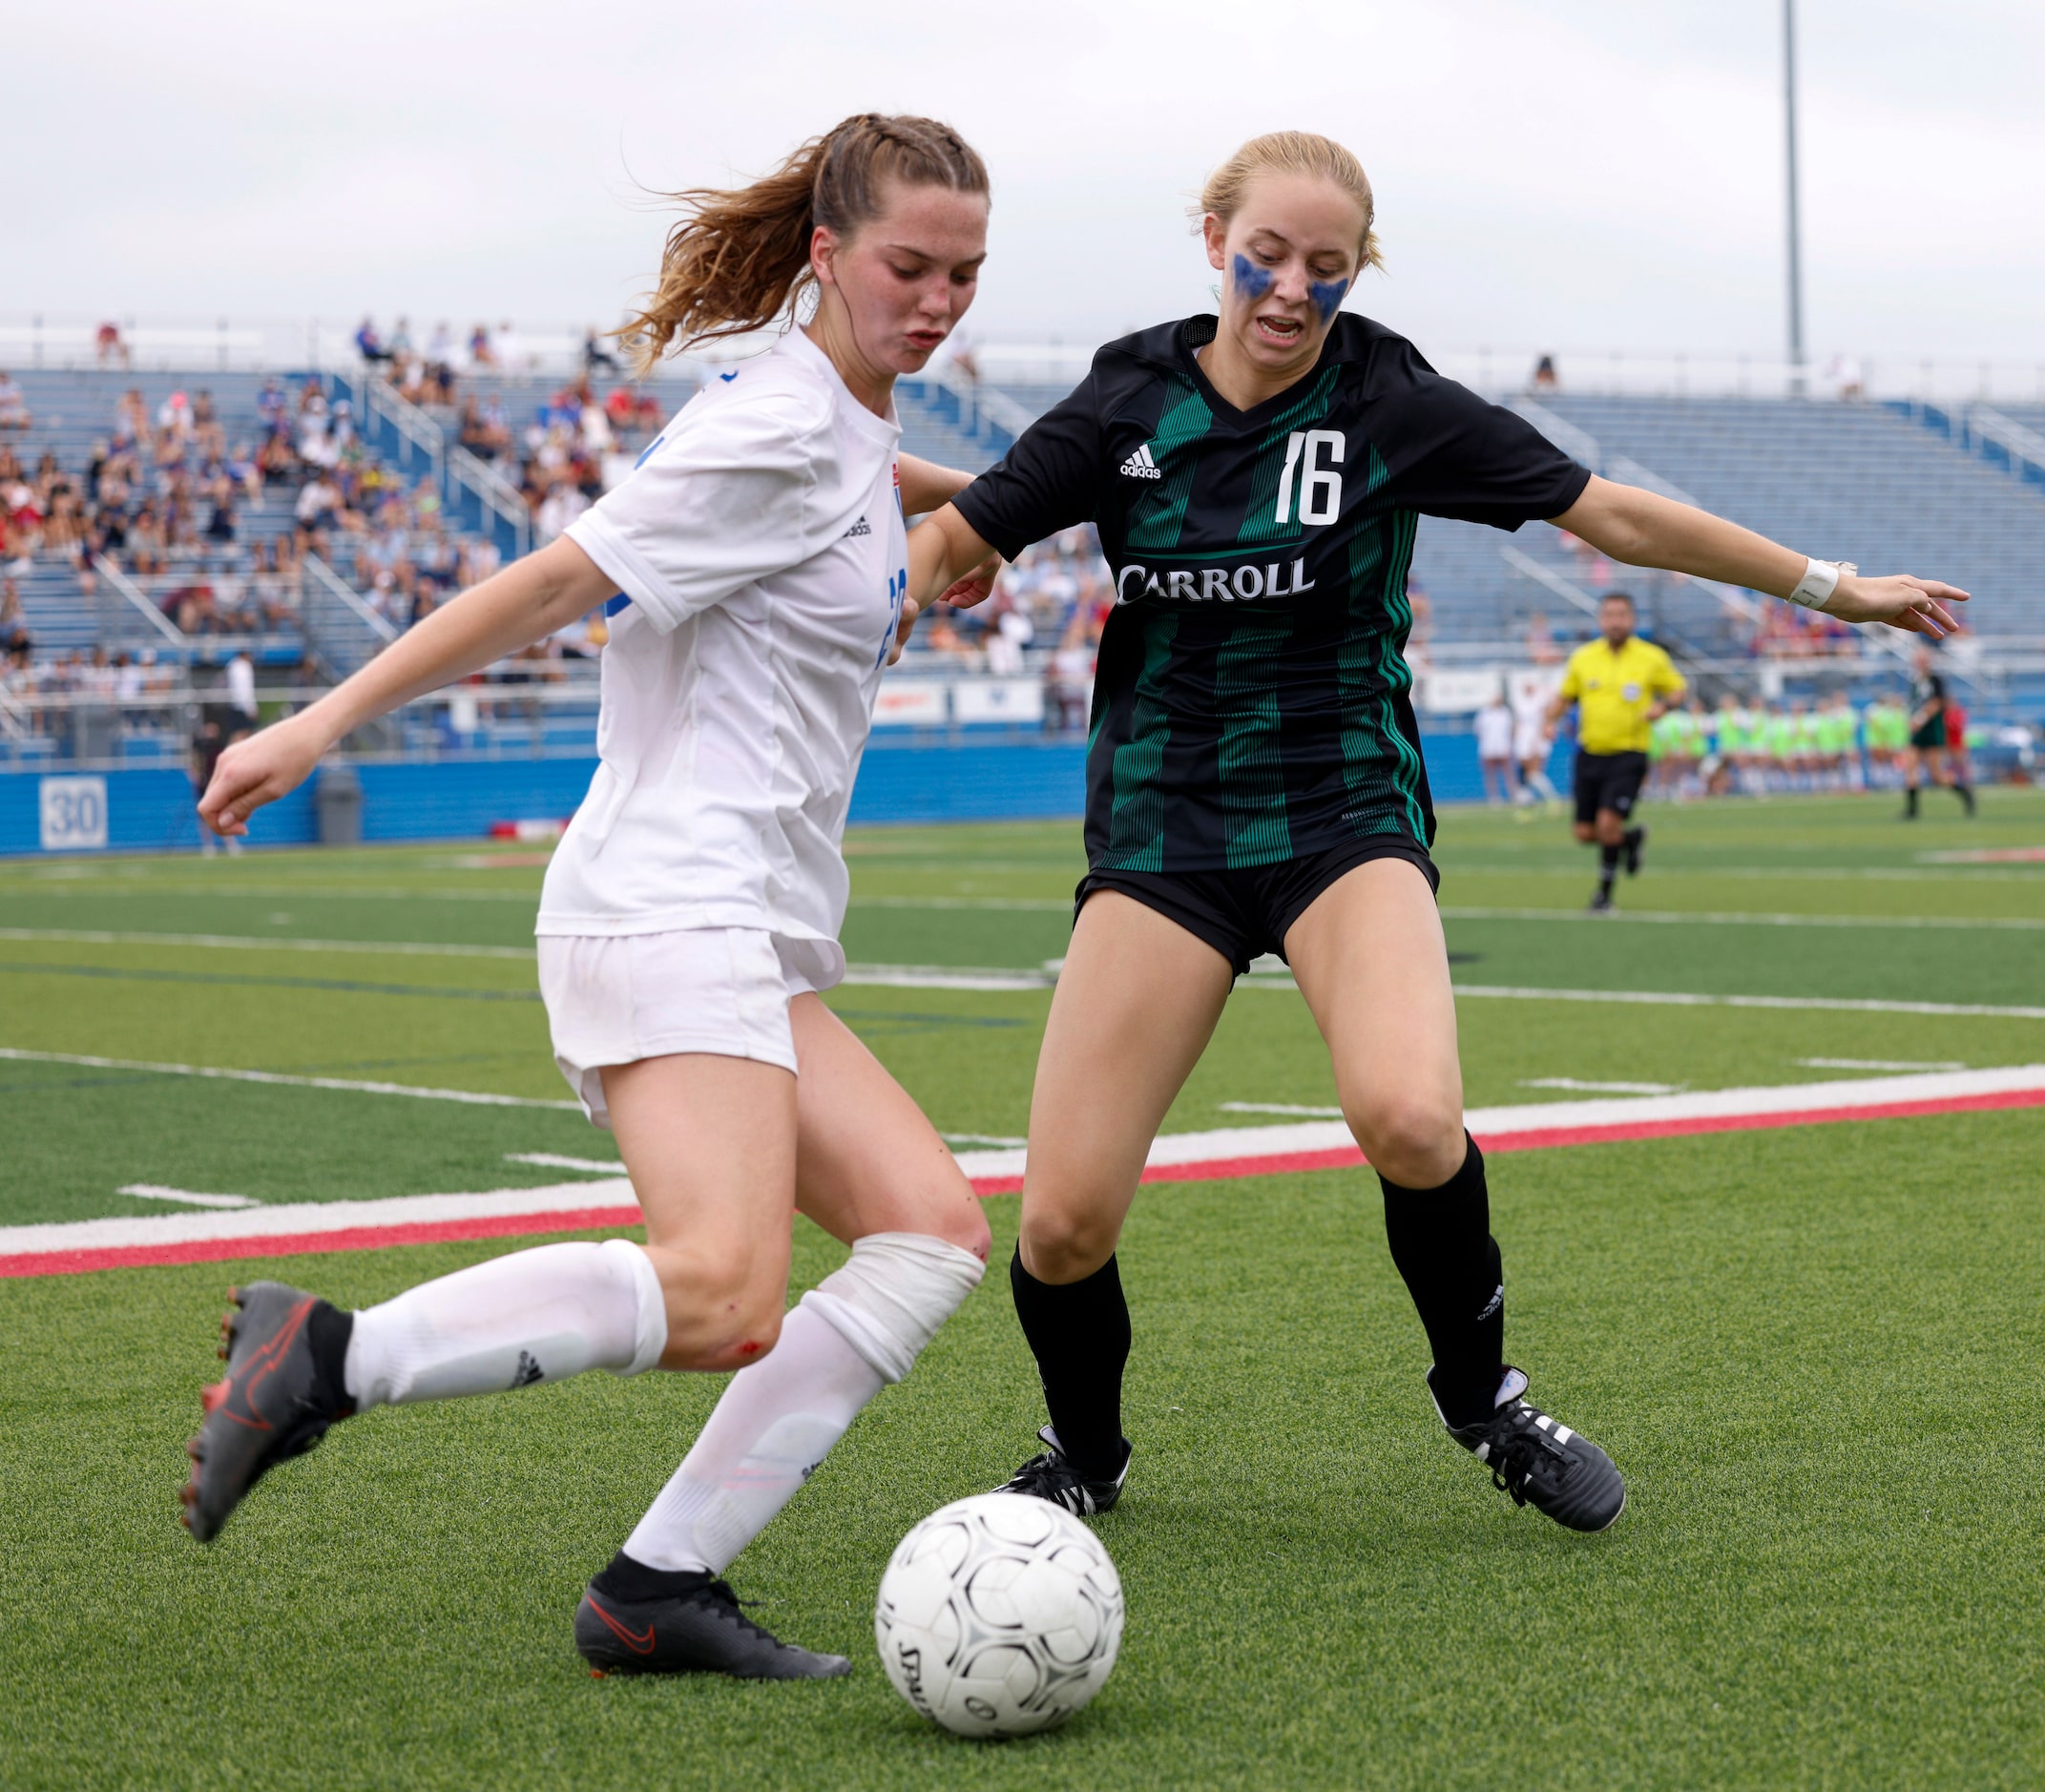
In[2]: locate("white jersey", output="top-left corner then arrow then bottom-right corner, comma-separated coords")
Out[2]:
538,328 -> 907,972
1474,702 -> 1514,761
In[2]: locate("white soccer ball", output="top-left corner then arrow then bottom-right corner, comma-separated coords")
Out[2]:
875,1492 -> 1124,1739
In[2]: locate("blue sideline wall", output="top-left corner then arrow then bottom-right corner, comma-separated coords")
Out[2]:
0,733 -> 1531,856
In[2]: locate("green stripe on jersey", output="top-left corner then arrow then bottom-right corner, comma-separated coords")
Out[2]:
1124,376 -> 1216,554
1214,617 -> 1295,866
1103,612 -> 1179,870
1234,365 -> 1343,550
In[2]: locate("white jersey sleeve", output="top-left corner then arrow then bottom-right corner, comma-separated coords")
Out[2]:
566,384 -> 839,634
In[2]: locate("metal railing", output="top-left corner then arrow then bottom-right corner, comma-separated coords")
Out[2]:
448,445 -> 532,559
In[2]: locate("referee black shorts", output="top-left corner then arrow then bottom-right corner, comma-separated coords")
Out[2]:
1573,749 -> 1649,826
1075,837 -> 1440,978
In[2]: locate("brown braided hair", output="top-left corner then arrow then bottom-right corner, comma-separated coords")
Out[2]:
622,114 -> 990,372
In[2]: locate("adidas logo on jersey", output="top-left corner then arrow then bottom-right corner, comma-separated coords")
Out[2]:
842,516 -> 871,537
1118,444 -> 1162,481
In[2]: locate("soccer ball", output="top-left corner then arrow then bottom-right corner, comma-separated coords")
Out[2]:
875,1492 -> 1124,1739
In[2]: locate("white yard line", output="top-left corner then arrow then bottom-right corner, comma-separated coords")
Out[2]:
0,1047 -> 582,1109
117,1184 -> 261,1210
10,1063 -> 2044,1268
0,1178 -> 638,1258
938,1131 -> 1031,1148
503,1152 -> 626,1175
1447,985 -> 2045,1022
850,895 -> 1072,912
1799,1056 -> 1969,1073
1440,906 -> 2045,932
1520,1077 -> 1683,1094
1220,1101 -> 1345,1117
0,927 -> 535,960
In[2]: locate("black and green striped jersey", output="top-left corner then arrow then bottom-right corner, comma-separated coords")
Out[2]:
951,314 -> 1591,873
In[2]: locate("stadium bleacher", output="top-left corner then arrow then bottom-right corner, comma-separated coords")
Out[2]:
6,344 -> 2043,783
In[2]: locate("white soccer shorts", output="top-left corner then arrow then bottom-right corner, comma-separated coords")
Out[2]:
537,928 -> 844,1127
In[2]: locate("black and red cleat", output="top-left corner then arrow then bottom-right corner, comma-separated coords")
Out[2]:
180,1281 -> 354,1542
574,1554 -> 850,1680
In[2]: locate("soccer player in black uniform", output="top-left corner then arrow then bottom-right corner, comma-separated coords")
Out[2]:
905,131 -> 1967,1533
1900,643 -> 1975,818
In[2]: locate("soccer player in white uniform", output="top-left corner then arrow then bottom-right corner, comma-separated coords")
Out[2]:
903,130 -> 1967,1537
1473,685 -> 1515,805
1511,677 -> 1560,813
182,115 -> 1000,1681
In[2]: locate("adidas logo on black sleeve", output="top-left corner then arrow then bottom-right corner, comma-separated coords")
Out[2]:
1118,444 -> 1162,481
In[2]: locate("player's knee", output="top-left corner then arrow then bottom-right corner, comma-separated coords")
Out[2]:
1573,823 -> 1594,843
1019,1205 -> 1119,1284
894,1167 -> 992,1261
1348,1093 -> 1465,1188
654,1248 -> 787,1371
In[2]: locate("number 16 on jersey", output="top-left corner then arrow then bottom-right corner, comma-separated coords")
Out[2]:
1275,429 -> 1345,527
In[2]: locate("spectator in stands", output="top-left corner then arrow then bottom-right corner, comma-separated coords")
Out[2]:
494,321 -> 523,371
428,321 -> 457,367
583,327 -> 621,373
95,322 -> 132,368
1532,353 -> 1559,391
203,475 -> 239,556
295,471 -> 341,537
1044,611 -> 1094,734
0,372 -> 30,431
0,576 -> 28,655
1526,610 -> 1559,664
469,323 -> 496,366
356,317 -> 394,364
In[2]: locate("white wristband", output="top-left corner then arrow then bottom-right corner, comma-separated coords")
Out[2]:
1789,557 -> 1856,610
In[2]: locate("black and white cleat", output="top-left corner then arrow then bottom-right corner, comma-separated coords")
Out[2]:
1431,1366 -> 1626,1533
575,1560 -> 850,1679
992,1425 -> 1132,1517
180,1281 -> 354,1542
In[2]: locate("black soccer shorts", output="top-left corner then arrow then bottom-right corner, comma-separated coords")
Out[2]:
1573,750 -> 1650,826
1074,837 -> 1441,978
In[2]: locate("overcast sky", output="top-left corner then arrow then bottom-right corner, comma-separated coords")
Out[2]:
11,0 -> 2043,366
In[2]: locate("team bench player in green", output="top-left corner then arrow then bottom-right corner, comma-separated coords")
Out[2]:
902,129 -> 1968,1534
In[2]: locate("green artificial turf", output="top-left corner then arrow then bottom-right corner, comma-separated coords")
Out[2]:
4,793 -> 2045,1788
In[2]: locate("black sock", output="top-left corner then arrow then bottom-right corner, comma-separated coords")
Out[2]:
594,1551 -> 711,1601
1905,784 -> 1920,816
307,1301 -> 357,1418
1956,783 -> 1975,815
1380,1135 -> 1505,1429
1009,1248 -> 1131,1477
1597,843 -> 1620,897
1621,824 -> 1643,851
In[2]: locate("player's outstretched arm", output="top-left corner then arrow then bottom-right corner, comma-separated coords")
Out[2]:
896,453 -> 975,517
199,536 -> 616,836
1552,475 -> 1967,638
886,504 -> 1003,665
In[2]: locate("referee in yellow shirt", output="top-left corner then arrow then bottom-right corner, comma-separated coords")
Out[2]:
1547,592 -> 1687,911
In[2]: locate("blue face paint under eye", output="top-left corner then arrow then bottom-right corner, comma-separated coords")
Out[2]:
1308,277 -> 1350,323
1231,254 -> 1273,301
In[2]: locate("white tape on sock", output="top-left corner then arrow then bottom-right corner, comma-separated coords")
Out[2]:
798,1231 -> 987,1385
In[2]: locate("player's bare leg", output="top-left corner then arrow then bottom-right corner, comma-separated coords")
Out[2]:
997,891 -> 1233,1511
1286,859 -> 1625,1532
579,1005 -> 989,1678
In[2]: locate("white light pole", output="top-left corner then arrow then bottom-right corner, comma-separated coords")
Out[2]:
1784,0 -> 1807,396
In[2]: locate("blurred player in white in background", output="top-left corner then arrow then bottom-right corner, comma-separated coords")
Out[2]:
1511,672 -> 1559,815
1475,683 -> 1515,804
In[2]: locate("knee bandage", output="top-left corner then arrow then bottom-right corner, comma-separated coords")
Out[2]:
799,1231 -> 986,1384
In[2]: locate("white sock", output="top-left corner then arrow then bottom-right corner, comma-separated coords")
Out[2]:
344,1239 -> 666,1409
622,1232 -> 984,1574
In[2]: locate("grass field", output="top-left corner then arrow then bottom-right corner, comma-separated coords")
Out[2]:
5,789 -> 2045,1789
